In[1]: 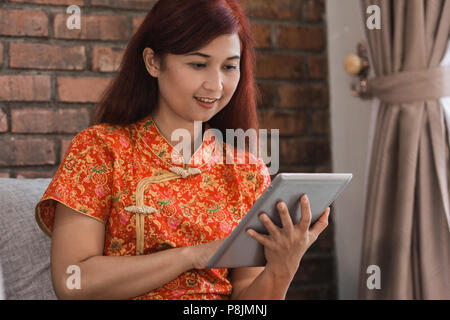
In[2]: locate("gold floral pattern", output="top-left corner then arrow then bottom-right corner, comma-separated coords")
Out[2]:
35,114 -> 271,300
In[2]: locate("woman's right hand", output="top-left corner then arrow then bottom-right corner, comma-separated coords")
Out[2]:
188,237 -> 227,269
246,195 -> 330,281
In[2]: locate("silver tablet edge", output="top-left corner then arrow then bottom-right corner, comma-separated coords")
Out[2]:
205,176 -> 283,267
206,173 -> 353,268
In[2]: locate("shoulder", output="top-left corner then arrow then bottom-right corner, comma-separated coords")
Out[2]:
221,141 -> 266,168
76,122 -> 128,141
221,142 -> 270,186
220,142 -> 271,201
69,123 -> 130,153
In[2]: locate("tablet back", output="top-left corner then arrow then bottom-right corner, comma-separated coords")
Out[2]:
206,173 -> 352,268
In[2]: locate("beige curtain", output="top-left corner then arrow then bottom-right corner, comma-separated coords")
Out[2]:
358,0 -> 450,299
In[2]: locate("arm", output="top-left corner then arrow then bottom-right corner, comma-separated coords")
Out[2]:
51,202 -> 217,300
229,267 -> 290,300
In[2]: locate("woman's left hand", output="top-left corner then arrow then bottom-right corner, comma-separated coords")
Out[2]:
246,194 -> 330,281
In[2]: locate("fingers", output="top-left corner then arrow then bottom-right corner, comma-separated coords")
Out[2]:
246,228 -> 271,247
296,194 -> 312,231
277,201 -> 294,232
259,213 -> 280,236
309,207 -> 330,241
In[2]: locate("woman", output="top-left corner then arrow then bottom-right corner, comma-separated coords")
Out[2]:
35,0 -> 330,300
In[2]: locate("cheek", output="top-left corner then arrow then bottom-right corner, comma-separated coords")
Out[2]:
162,69 -> 198,97
177,69 -> 204,92
224,73 -> 240,97
170,69 -> 190,88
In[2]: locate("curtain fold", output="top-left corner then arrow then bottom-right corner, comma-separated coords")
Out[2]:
358,0 -> 450,299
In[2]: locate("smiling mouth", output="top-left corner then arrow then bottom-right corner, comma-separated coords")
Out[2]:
194,97 -> 220,103
194,97 -> 220,109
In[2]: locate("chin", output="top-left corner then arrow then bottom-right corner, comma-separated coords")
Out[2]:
193,113 -> 216,123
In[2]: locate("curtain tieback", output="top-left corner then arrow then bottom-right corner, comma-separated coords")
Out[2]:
368,66 -> 450,103
124,166 -> 202,255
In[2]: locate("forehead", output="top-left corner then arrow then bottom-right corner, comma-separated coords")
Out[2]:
175,33 -> 241,60
196,33 -> 241,54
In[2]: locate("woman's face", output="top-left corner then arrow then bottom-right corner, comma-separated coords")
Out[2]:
145,33 -> 241,123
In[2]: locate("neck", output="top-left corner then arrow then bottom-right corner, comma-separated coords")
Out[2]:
151,110 -> 205,159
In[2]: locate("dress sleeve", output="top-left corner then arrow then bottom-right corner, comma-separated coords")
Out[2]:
254,157 -> 272,202
35,127 -> 114,238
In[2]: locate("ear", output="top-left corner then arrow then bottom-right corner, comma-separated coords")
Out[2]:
143,47 -> 161,78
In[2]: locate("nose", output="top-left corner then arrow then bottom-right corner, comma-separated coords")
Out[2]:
203,68 -> 223,93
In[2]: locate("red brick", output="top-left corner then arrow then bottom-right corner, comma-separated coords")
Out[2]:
9,43 -> 86,70
132,16 -> 146,35
293,256 -> 334,284
251,24 -> 271,49
280,139 -> 330,166
0,10 -> 48,37
256,82 -> 276,107
60,137 -> 73,160
0,172 -> 10,178
286,286 -> 323,300
57,77 -> 112,102
240,0 -> 303,19
10,0 -> 84,5
306,0 -> 325,22
311,110 -> 329,136
277,26 -> 325,50
314,218 -> 334,251
309,212 -> 334,253
258,110 -> 307,136
54,14 -> 128,40
11,108 -> 90,133
0,75 -> 51,101
307,55 -> 327,79
0,138 -> 56,166
92,46 -> 125,72
0,42 -> 3,66
91,0 -> 154,10
256,54 -> 304,80
314,165 -> 332,173
278,166 -> 315,174
278,83 -> 328,108
0,108 -> 7,132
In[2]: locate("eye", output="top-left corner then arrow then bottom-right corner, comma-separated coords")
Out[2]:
190,63 -> 206,69
189,63 -> 238,71
224,65 -> 238,71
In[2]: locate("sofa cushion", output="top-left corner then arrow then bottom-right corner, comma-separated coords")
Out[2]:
0,178 -> 57,300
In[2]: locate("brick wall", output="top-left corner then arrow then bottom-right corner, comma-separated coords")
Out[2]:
0,0 -> 334,299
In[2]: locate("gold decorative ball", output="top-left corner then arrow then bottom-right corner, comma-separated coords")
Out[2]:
344,54 -> 363,75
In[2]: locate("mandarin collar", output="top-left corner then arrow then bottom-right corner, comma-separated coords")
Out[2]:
132,114 -> 217,168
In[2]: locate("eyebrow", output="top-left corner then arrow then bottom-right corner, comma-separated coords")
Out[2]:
185,52 -> 241,60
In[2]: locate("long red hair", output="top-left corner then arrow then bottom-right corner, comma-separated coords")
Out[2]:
90,0 -> 261,140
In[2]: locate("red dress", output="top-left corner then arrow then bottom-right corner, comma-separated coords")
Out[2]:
35,114 -> 271,300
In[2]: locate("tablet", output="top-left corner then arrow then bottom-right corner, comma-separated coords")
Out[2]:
206,173 -> 353,268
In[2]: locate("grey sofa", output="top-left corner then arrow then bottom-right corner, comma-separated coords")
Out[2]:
0,178 -> 57,300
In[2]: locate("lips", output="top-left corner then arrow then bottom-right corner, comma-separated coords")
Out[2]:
194,96 -> 219,109
194,97 -> 219,102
